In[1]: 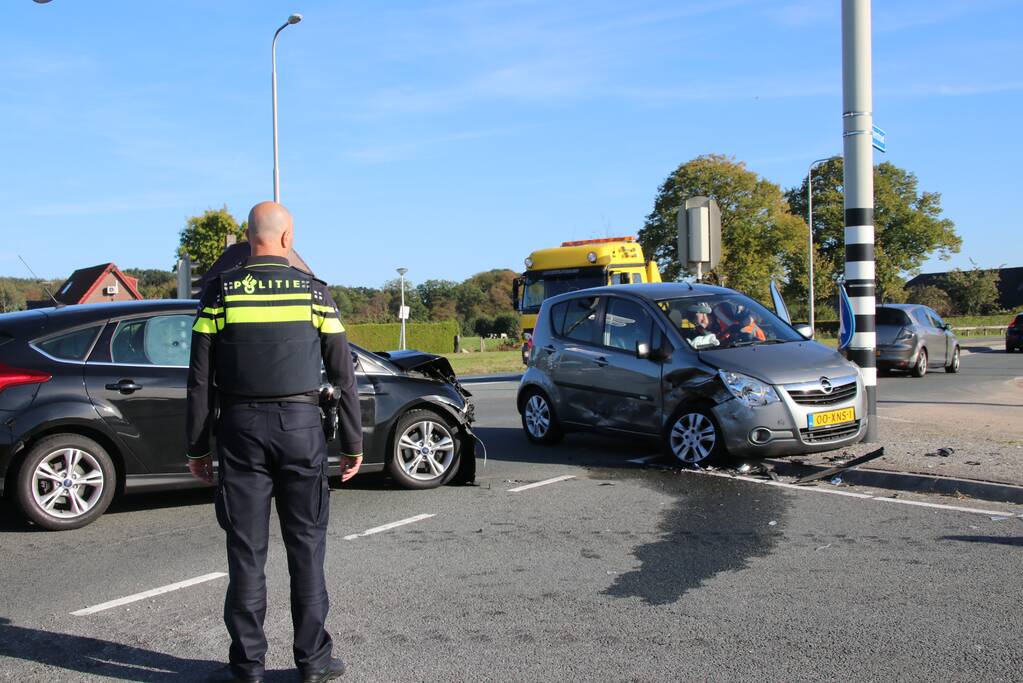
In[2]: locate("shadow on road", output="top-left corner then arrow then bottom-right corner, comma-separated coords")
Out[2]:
942,535 -> 1023,547
0,617 -> 241,682
473,426 -> 662,468
600,470 -> 786,605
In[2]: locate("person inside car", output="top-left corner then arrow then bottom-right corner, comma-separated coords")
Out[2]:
680,302 -> 721,349
730,307 -> 767,342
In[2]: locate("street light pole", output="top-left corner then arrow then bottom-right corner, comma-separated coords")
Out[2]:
272,13 -> 302,204
397,268 -> 408,350
806,155 -> 840,333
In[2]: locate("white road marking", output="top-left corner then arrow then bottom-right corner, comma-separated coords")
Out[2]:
681,469 -> 1020,517
71,572 -> 227,616
508,475 -> 576,492
343,513 -> 435,541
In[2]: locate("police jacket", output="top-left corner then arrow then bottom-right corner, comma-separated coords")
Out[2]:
185,255 -> 363,459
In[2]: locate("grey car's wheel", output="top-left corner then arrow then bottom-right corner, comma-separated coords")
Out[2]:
520,389 -> 563,445
945,346 -> 960,373
387,409 -> 460,490
665,408 -> 723,465
16,434 -> 116,531
911,348 -> 928,378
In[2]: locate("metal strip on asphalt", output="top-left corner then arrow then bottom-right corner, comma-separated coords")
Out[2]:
508,475 -> 576,492
682,469 -> 1020,517
343,513 -> 435,540
71,572 -> 227,616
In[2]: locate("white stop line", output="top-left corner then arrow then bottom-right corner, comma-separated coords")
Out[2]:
71,572 -> 227,616
507,475 -> 576,492
343,513 -> 435,541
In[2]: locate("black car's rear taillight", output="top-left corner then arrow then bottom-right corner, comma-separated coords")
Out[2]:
0,363 -> 52,394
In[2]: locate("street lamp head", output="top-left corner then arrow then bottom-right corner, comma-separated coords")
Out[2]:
288,13 -> 303,24
396,267 -> 408,276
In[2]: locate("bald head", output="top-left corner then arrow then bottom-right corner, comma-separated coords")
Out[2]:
247,201 -> 294,256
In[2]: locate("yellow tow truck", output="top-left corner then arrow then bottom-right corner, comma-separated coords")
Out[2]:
513,237 -> 662,363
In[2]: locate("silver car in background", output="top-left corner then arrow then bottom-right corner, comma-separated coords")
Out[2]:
876,304 -> 960,377
517,283 -> 866,465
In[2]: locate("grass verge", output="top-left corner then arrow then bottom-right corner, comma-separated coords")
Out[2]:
443,350 -> 524,377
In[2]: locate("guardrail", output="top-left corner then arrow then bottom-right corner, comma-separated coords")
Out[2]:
953,325 -> 1008,333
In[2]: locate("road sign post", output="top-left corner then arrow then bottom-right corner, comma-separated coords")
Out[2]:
676,196 -> 721,282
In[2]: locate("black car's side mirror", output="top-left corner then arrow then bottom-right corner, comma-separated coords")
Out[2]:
636,341 -> 651,359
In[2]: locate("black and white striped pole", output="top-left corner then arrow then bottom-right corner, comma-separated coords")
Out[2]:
842,0 -> 878,442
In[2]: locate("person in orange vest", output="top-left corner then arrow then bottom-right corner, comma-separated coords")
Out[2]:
735,308 -> 766,341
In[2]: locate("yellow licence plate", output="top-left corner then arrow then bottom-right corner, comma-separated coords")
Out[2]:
808,407 -> 855,429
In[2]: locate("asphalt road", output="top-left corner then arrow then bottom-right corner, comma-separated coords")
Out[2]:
2,361 -> 1023,681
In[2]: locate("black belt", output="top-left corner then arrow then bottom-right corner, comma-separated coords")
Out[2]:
220,393 -> 320,407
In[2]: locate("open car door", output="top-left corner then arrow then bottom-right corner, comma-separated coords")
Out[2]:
769,279 -> 791,324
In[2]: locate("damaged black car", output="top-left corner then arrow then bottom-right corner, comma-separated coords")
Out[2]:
0,300 -> 476,530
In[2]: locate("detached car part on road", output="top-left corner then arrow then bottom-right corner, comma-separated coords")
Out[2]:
0,301 -> 476,530
875,304 -> 960,376
518,283 -> 866,465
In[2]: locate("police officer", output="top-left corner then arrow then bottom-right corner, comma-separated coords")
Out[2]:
186,201 -> 362,683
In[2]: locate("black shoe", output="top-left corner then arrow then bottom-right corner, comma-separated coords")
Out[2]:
302,656 -> 346,683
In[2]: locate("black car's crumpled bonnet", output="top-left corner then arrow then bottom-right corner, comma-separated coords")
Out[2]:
374,350 -> 471,398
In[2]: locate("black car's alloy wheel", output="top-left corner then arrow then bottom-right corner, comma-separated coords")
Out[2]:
520,389 -> 563,445
387,410 -> 460,490
16,434 -> 116,531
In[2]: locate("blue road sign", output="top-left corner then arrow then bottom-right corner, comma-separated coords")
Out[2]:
872,125 -> 886,153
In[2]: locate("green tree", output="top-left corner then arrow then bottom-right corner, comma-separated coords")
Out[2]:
941,262 -> 1002,315
905,284 -> 953,317
785,159 -> 961,303
0,280 -> 27,312
417,279 -> 459,321
637,155 -> 805,302
177,206 -> 247,274
124,268 -> 176,299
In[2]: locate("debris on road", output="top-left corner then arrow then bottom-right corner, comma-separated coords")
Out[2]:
830,476 -> 844,486
925,447 -> 956,458
793,447 -> 886,486
768,520 -> 777,526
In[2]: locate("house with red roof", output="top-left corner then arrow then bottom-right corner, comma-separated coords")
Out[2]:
28,263 -> 143,308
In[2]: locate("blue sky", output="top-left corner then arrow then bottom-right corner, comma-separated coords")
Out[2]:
3,0 -> 1020,287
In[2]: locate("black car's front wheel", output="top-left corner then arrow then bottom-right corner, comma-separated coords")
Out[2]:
15,434 -> 116,531
387,409 -> 461,490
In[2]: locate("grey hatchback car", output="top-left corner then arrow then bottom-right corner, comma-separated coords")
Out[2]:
875,304 -> 960,376
517,283 -> 866,464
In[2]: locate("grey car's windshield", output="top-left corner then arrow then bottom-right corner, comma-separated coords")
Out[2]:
657,293 -> 803,350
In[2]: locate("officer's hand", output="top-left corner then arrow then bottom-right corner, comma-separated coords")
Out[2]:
340,455 -> 362,482
187,455 -> 214,484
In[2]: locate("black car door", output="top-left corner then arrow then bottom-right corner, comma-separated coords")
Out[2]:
83,312 -> 193,475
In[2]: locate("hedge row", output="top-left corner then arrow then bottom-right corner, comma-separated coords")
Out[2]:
346,320 -> 460,354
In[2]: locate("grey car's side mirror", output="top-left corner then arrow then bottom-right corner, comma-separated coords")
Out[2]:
636,341 -> 651,359
794,324 -> 814,339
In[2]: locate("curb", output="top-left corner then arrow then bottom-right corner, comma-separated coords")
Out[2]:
764,458 -> 1023,505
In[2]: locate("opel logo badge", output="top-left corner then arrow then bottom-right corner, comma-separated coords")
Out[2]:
819,377 -> 833,394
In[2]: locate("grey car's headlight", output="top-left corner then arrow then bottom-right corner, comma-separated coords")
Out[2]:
719,370 -> 780,407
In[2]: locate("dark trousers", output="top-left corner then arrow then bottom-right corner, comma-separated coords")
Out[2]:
214,401 -> 332,679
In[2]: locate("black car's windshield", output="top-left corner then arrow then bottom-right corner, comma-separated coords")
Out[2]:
520,268 -> 606,312
657,293 -> 803,350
